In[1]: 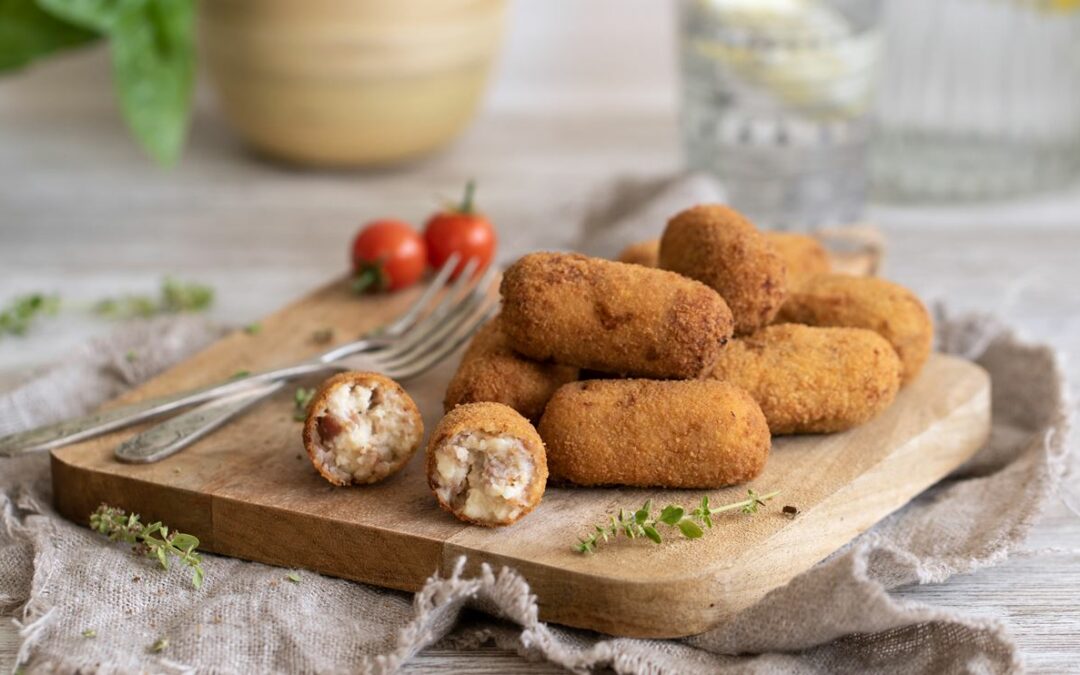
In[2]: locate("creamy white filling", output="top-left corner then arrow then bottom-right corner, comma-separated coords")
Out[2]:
433,432 -> 535,523
314,382 -> 419,483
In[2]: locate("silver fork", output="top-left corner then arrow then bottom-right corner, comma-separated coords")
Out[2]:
113,264 -> 500,463
0,254 -> 477,457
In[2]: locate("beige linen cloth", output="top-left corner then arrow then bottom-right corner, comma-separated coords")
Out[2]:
0,176 -> 1074,674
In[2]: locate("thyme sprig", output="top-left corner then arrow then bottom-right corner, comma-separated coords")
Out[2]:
94,277 -> 213,319
0,293 -> 60,337
90,504 -> 205,589
574,489 -> 779,554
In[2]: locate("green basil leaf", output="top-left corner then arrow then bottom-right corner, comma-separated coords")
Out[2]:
107,0 -> 194,165
0,0 -> 98,71
35,0 -> 149,32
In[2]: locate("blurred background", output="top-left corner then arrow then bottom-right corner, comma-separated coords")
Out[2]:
1,0 -> 1079,386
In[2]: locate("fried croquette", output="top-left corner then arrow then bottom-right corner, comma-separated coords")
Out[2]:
660,204 -> 787,335
710,324 -> 902,434
500,252 -> 733,379
538,379 -> 770,488
775,274 -> 933,385
616,238 -> 660,267
764,232 -> 830,290
444,316 -> 579,421
427,402 -> 547,527
303,372 -> 424,485
616,232 -> 830,291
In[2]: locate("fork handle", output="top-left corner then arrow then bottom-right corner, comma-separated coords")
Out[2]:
115,382 -> 286,463
0,362 -> 328,457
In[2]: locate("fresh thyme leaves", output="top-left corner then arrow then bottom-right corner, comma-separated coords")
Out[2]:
243,322 -> 262,335
2,278 -> 213,338
82,629 -> 97,638
574,489 -> 779,554
89,504 -> 205,589
286,572 -> 300,583
160,277 -> 213,313
231,370 -> 251,379
150,637 -> 169,653
93,294 -> 155,319
293,387 -> 315,421
0,293 -> 60,337
94,277 -> 213,319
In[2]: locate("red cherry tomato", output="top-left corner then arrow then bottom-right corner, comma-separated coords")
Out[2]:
351,220 -> 427,293
423,181 -> 497,278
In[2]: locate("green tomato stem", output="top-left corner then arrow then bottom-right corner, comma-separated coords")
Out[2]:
459,179 -> 477,214
351,266 -> 384,294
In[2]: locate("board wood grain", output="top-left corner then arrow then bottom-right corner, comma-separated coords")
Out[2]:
50,278 -> 991,638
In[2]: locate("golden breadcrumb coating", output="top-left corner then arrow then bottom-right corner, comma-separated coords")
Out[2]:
444,316 -> 578,421
616,233 -> 828,294
302,371 -> 423,486
500,252 -> 733,379
538,379 -> 769,488
711,324 -> 902,434
616,239 -> 660,267
775,274 -> 933,385
426,402 -> 548,527
764,232 -> 831,291
660,204 -> 787,335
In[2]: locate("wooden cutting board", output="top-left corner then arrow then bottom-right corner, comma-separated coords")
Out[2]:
50,278 -> 991,639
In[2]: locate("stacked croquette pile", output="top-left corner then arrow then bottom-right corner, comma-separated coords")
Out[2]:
302,204 -> 932,529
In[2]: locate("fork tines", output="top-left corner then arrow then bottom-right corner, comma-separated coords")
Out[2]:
365,257 -> 500,381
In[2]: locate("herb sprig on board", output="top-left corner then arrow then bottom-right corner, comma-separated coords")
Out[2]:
574,489 -> 779,554
90,504 -> 205,589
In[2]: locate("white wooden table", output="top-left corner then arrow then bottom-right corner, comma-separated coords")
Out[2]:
2,1 -> 1078,672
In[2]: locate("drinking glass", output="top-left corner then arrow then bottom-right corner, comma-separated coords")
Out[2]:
679,0 -> 883,230
872,0 -> 1080,200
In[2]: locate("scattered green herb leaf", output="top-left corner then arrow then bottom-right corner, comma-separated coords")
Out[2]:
286,572 -> 300,583
574,489 -> 779,554
82,629 -> 97,638
90,504 -> 205,589
125,350 -> 138,363
741,488 -> 768,514
150,637 -> 169,653
311,328 -> 334,345
243,322 -> 261,335
293,387 -> 315,421
231,370 -> 251,379
94,277 -> 213,319
0,293 -> 60,337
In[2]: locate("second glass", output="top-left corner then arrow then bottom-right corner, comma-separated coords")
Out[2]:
679,0 -> 883,230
